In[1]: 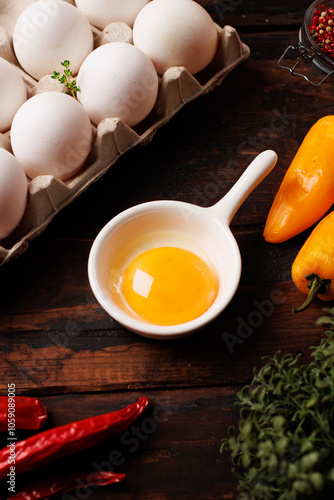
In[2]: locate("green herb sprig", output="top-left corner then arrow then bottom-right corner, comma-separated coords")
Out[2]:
221,308 -> 334,499
51,60 -> 80,99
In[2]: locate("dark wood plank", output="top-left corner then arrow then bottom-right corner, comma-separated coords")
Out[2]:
0,233 -> 326,396
1,28 -> 332,395
1,2 -> 334,499
0,388 -> 240,500
205,0 -> 307,29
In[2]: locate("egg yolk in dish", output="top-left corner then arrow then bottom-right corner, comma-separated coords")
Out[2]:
121,247 -> 218,326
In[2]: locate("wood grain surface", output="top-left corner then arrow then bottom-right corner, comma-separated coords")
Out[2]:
1,1 -> 333,499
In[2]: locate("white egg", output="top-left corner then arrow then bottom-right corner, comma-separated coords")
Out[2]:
77,42 -> 159,128
74,0 -> 150,29
0,148 -> 28,240
13,0 -> 94,80
133,0 -> 218,75
10,92 -> 93,181
0,58 -> 27,133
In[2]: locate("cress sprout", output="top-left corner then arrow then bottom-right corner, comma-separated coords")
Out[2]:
51,60 -> 80,99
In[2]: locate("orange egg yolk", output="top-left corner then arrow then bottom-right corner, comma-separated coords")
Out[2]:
121,246 -> 218,326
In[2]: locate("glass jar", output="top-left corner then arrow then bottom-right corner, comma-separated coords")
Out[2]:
278,0 -> 334,85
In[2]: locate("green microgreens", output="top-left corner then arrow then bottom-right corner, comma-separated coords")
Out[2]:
51,60 -> 80,99
221,307 -> 334,499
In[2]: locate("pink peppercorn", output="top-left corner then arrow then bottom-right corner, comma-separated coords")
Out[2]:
309,3 -> 334,56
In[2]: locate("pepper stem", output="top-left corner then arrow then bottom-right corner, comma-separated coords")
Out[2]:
292,273 -> 331,314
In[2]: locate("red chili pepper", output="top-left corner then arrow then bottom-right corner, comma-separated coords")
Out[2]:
0,397 -> 148,481
0,396 -> 47,432
10,471 -> 125,500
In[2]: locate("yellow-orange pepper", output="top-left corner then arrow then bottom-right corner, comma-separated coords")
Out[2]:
291,211 -> 334,313
264,116 -> 334,243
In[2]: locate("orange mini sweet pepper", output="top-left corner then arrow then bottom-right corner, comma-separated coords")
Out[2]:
291,211 -> 334,313
264,115 -> 334,243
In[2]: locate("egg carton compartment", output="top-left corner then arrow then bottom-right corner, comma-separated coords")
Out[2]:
0,0 -> 250,266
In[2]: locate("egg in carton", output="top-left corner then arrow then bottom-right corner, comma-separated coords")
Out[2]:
0,0 -> 250,266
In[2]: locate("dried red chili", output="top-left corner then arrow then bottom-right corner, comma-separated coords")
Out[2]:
10,471 -> 125,500
0,396 -> 47,432
309,3 -> 334,56
0,397 -> 148,480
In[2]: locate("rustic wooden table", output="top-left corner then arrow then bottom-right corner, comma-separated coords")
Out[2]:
1,1 -> 333,498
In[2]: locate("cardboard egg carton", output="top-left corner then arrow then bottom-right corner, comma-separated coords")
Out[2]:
0,0 -> 250,266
